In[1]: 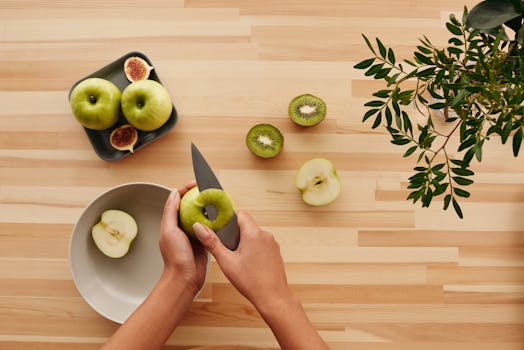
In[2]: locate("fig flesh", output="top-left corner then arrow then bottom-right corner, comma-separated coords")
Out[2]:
110,124 -> 138,153
124,56 -> 154,82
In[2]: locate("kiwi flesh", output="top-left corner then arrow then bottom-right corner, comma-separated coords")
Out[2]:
288,94 -> 327,126
246,124 -> 283,158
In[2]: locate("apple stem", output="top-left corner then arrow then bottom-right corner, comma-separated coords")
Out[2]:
89,95 -> 97,104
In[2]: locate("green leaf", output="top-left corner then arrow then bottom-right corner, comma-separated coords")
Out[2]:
402,111 -> 413,135
450,159 -> 465,167
428,102 -> 446,110
451,167 -> 474,176
446,22 -> 463,35
362,34 -> 376,55
403,145 -> 418,157
443,194 -> 452,210
362,108 -> 379,122
354,58 -> 376,69
453,176 -> 474,186
513,127 -> 523,156
454,187 -> 471,198
364,100 -> 385,107
431,163 -> 445,171
458,137 -> 476,152
452,197 -> 463,219
433,183 -> 449,196
414,52 -> 433,65
373,89 -> 391,98
501,120 -> 513,144
391,138 -> 411,145
372,112 -> 382,129
374,68 -> 392,79
365,63 -> 384,76
447,47 -> 464,55
387,48 -> 396,65
385,106 -> 393,126
474,145 -> 483,162
467,0 -> 521,30
417,45 -> 432,54
376,38 -> 387,58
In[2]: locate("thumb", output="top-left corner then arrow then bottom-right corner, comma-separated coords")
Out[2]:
193,223 -> 231,263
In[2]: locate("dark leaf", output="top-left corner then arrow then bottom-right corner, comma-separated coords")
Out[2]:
467,0 -> 521,30
432,163 -> 445,171
448,47 -> 464,55
404,145 -> 418,157
452,197 -> 464,218
414,52 -> 433,65
429,102 -> 446,110
376,37 -> 387,58
453,176 -> 474,186
458,137 -> 476,152
385,106 -> 393,126
450,159 -> 465,167
365,63 -> 384,76
454,187 -> 471,198
417,45 -> 432,54
354,58 -> 376,69
362,108 -> 379,122
391,138 -> 411,145
433,183 -> 449,196
446,22 -> 463,35
387,48 -> 396,64
402,111 -> 413,135
513,127 -> 523,156
452,167 -> 474,176
444,194 -> 452,210
364,100 -> 386,107
374,68 -> 392,79
362,34 -> 376,55
372,89 -> 391,98
372,112 -> 382,129
501,120 -> 513,144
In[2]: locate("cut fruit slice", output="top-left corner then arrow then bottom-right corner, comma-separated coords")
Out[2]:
289,94 -> 327,126
110,124 -> 138,153
246,124 -> 284,158
92,209 -> 138,258
124,56 -> 154,82
295,158 -> 341,206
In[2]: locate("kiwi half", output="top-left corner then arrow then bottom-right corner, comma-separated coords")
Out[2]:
288,94 -> 327,126
246,124 -> 283,158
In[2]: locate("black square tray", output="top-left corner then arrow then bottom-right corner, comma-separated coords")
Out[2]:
68,52 -> 178,162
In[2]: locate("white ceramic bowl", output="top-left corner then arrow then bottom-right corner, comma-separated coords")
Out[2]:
70,182 -> 172,323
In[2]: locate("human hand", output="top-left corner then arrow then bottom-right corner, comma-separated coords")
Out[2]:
159,181 -> 208,295
193,210 -> 291,312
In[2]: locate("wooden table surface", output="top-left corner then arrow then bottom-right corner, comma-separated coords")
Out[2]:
1,1 -> 524,349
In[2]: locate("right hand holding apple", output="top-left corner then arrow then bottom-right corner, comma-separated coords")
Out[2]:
192,211 -> 293,313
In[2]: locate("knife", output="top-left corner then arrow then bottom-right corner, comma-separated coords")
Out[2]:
191,143 -> 240,250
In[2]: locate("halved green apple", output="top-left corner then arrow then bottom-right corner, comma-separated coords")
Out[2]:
296,158 -> 341,206
92,210 -> 138,258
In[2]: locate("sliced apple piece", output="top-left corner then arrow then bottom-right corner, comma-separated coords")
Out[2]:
92,209 -> 138,258
296,158 -> 341,206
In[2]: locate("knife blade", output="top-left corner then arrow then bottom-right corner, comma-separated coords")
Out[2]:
191,143 -> 240,250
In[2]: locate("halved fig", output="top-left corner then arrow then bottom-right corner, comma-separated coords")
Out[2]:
110,124 -> 138,153
124,56 -> 154,82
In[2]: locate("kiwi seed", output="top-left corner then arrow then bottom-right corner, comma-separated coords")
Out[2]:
246,124 -> 284,158
288,94 -> 327,126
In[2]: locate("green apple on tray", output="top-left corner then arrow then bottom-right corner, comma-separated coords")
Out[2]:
69,56 -> 172,153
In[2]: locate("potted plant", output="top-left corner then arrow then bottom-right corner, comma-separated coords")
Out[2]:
354,0 -> 524,218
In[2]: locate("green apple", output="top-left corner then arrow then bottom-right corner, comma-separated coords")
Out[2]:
121,80 -> 173,131
92,209 -> 138,258
296,158 -> 341,206
179,187 -> 236,240
69,78 -> 121,130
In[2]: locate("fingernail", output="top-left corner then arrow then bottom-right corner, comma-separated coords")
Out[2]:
193,223 -> 209,240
